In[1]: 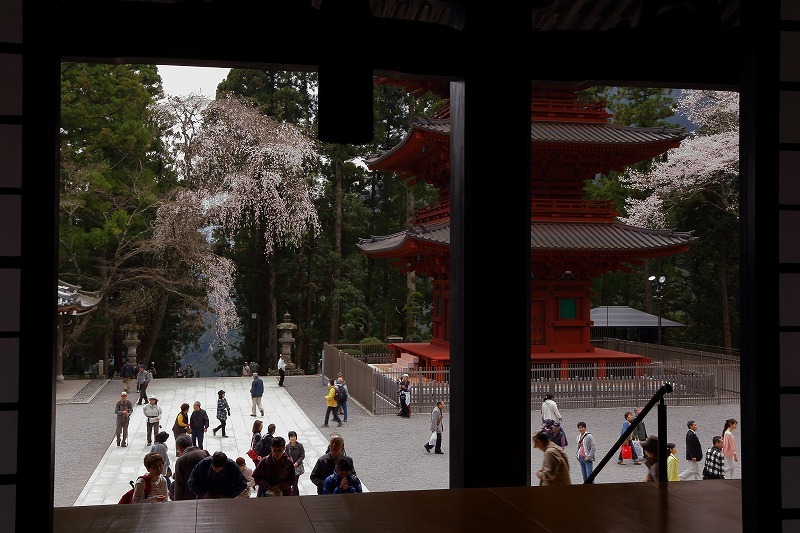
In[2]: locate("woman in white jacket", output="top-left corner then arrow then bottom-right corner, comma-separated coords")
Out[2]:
541,393 -> 562,424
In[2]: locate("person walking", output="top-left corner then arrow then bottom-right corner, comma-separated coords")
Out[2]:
722,418 -> 739,479
277,355 -> 286,387
680,420 -> 703,480
187,451 -> 248,499
617,411 -> 642,465
242,361 -> 251,377
250,373 -> 265,417
335,375 -> 349,422
135,364 -> 152,405
666,442 -> 680,481
142,396 -> 162,447
533,431 -> 571,486
286,430 -> 306,496
253,436 -> 295,496
171,433 -> 209,501
189,401 -> 210,450
172,403 -> 191,443
576,421 -> 596,483
250,360 -> 260,376
120,358 -> 136,393
703,435 -> 726,479
541,393 -> 562,424
424,400 -> 445,454
322,378 -> 343,428
114,390 -> 133,447
212,389 -> 231,438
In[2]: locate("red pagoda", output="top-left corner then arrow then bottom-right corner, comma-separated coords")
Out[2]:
358,82 -> 696,375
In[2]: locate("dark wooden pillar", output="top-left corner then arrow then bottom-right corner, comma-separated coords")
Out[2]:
449,6 -> 531,488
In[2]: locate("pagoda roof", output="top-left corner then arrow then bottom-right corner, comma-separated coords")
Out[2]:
357,219 -> 696,256
364,118 -> 687,174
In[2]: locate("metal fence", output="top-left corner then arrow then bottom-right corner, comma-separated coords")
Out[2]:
323,342 -> 740,415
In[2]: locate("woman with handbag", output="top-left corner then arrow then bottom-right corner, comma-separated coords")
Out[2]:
286,430 -> 306,495
172,402 -> 191,443
248,420 -> 264,467
617,411 -> 642,465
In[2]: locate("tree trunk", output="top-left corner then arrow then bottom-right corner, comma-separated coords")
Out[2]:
719,241 -> 732,351
138,290 -> 170,366
329,158 -> 343,342
267,259 -> 278,372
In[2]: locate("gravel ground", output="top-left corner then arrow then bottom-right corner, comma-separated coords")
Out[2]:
55,374 -> 741,506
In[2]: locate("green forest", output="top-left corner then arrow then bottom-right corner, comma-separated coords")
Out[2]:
58,64 -> 740,378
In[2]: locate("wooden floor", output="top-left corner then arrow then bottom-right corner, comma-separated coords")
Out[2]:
54,480 -> 742,533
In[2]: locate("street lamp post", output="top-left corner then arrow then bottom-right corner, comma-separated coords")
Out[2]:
252,312 -> 260,368
648,275 -> 666,345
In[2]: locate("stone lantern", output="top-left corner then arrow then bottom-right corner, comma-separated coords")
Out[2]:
121,323 -> 142,366
277,311 -> 298,371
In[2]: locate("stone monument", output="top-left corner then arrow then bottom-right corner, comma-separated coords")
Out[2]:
277,311 -> 300,373
121,323 -> 142,366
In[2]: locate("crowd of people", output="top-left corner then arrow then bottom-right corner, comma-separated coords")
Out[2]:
115,363 -> 737,504
115,363 -> 370,503
531,394 -> 740,486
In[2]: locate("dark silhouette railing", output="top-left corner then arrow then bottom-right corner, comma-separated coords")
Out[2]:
585,382 -> 674,483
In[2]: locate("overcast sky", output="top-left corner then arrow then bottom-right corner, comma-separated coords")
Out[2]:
158,65 -> 230,98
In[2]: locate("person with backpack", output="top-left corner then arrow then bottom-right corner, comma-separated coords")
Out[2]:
335,375 -> 349,422
533,430 -> 571,486
132,452 -> 170,503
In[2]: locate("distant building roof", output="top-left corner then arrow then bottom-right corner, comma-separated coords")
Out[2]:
58,279 -> 102,316
590,306 -> 685,328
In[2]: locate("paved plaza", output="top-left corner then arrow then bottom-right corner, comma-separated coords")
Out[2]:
54,373 -> 741,507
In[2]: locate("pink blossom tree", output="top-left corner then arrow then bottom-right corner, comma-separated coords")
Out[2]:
619,90 -> 739,229
155,94 -> 321,342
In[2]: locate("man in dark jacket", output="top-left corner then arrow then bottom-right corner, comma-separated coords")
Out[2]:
250,373 -> 264,417
680,420 -> 703,480
120,358 -> 136,393
171,433 -> 209,501
189,401 -> 210,450
187,451 -> 248,499
310,434 -> 355,494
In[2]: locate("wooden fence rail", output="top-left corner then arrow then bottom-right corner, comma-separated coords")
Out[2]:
322,343 -> 740,415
